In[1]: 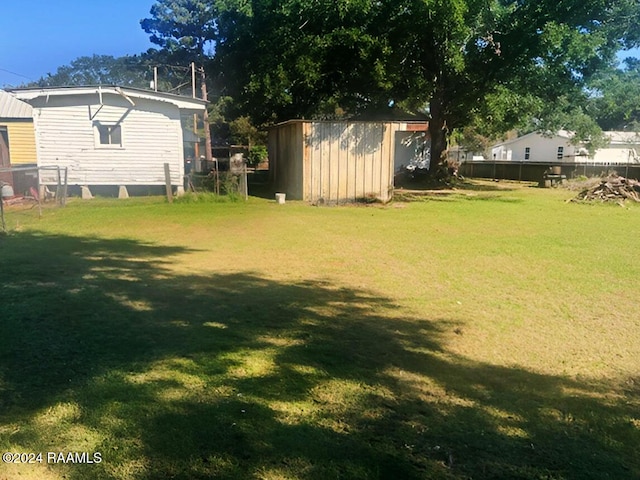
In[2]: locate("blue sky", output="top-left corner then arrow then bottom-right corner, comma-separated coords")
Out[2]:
0,0 -> 155,87
1,2 -> 639,88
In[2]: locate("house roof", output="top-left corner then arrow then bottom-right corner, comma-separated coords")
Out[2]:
604,131 -> 640,145
492,130 -> 640,150
492,130 -> 574,149
0,90 -> 33,119
8,85 -> 207,112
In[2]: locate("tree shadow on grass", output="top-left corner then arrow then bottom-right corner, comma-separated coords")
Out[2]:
0,232 -> 639,479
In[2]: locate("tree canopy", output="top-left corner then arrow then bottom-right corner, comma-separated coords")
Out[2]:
32,55 -> 150,88
209,0 -> 640,164
27,1 -> 640,161
141,0 -> 218,61
587,57 -> 640,131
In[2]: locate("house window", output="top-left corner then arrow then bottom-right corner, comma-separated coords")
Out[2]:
557,146 -> 564,160
524,147 -> 530,160
95,123 -> 122,147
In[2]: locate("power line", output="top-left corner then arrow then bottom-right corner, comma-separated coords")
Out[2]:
0,67 -> 33,81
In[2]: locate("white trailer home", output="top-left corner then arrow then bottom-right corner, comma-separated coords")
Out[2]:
592,131 -> 640,164
490,130 -> 640,165
490,130 -> 580,163
10,86 -> 207,195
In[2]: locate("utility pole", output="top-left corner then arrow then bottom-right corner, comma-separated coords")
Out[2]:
199,66 -> 213,163
153,66 -> 158,92
191,62 -> 200,161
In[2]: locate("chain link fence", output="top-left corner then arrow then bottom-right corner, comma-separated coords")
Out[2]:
0,165 -> 68,231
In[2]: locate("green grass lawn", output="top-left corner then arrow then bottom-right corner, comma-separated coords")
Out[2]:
1,181 -> 639,479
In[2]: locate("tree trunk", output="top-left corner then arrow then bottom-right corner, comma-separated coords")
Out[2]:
428,94 -> 448,171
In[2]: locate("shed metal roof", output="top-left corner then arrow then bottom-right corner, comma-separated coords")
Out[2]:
0,90 -> 33,119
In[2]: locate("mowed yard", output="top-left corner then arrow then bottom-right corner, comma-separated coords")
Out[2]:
1,181 -> 639,480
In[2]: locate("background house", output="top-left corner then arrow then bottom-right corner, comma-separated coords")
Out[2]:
491,130 -> 580,163
592,131 -> 640,164
490,130 -> 640,164
10,86 -> 207,196
268,120 -> 428,203
0,91 -> 37,192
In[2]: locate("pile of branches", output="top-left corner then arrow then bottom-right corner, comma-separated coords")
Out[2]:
571,175 -> 640,204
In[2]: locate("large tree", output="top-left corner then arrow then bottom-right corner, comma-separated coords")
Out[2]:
215,0 -> 640,168
587,57 -> 640,131
141,0 -> 218,63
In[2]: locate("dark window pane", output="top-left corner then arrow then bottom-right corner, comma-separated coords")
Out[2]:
110,125 -> 121,145
98,125 -> 109,144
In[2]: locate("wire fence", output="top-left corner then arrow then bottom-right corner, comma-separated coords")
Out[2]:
185,162 -> 248,201
0,165 -> 68,231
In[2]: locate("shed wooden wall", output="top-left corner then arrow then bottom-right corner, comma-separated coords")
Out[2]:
0,120 -> 36,165
306,122 -> 394,203
270,121 -> 417,203
31,94 -> 184,186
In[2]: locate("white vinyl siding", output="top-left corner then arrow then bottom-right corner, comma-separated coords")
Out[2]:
32,94 -> 184,186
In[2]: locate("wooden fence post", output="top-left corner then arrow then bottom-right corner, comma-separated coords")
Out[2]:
164,163 -> 173,203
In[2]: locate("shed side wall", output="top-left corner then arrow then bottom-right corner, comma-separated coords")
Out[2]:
307,122 -> 394,203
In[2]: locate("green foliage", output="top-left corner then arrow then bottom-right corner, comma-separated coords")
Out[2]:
28,49 -> 201,96
587,58 -> 640,131
247,145 -> 268,167
214,0 -> 640,165
32,0 -> 640,165
229,115 -> 266,146
141,0 -> 218,60
174,191 -> 239,203
31,54 -> 151,88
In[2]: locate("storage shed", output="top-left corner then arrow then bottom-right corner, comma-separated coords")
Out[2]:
268,120 -> 428,203
9,86 -> 207,194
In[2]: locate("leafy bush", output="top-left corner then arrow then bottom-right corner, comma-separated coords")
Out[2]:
248,145 -> 268,167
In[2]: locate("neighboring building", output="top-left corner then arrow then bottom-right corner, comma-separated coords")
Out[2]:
9,86 -> 207,195
592,131 -> 640,164
0,90 -> 37,193
491,130 -> 580,163
268,120 -> 429,204
490,130 -> 640,164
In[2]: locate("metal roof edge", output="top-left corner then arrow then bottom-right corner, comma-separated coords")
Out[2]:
9,85 -> 207,110
0,90 -> 33,119
269,118 -> 429,129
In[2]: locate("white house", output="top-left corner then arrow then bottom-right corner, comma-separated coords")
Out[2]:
9,86 -> 207,195
592,131 -> 640,164
490,130 -> 640,164
490,130 -> 581,163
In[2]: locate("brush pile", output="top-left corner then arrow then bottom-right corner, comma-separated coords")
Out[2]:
571,175 -> 640,204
